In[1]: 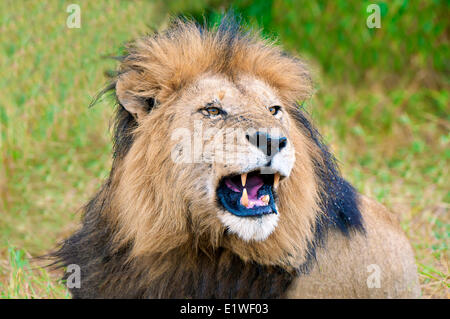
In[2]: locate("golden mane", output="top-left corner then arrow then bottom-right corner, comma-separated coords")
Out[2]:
52,16 -> 365,298
110,18 -> 320,268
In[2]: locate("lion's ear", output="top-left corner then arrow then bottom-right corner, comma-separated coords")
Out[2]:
115,72 -> 155,119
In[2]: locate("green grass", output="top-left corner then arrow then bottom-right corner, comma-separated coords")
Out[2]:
0,247 -> 69,298
0,0 -> 448,298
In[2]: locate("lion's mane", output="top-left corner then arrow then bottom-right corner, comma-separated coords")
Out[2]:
52,16 -> 364,298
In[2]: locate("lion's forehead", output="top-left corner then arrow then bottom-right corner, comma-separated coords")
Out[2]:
187,74 -> 281,111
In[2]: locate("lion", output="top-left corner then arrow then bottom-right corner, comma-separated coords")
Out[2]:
52,17 -> 420,298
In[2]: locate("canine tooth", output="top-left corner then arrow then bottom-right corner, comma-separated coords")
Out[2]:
241,173 -> 247,187
274,173 -> 280,189
261,195 -> 270,205
241,188 -> 249,208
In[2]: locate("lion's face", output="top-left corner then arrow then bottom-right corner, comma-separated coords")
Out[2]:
112,21 -> 318,263
155,74 -> 301,241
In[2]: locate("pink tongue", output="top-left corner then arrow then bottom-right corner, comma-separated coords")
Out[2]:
245,175 -> 264,200
224,175 -> 264,200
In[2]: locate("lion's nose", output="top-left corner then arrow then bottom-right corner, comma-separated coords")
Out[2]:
246,132 -> 287,157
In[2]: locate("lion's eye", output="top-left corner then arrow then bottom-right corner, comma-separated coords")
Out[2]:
269,105 -> 281,116
203,107 -> 222,117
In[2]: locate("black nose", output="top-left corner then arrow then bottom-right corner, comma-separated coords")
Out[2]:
246,132 -> 287,157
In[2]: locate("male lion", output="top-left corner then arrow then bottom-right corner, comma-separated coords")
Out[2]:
53,17 -> 420,298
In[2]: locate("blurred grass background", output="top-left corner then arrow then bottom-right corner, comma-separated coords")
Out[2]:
0,0 -> 448,298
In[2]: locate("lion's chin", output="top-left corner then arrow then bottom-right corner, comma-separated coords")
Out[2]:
218,211 -> 279,241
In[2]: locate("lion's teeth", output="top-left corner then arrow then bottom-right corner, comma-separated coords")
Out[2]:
241,188 -> 249,208
241,173 -> 247,187
274,173 -> 280,189
261,195 -> 270,205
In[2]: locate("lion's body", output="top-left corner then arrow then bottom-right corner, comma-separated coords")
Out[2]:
57,192 -> 419,299
288,195 -> 420,298
53,17 -> 420,299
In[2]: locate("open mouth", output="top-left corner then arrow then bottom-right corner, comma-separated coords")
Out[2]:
216,170 -> 281,217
